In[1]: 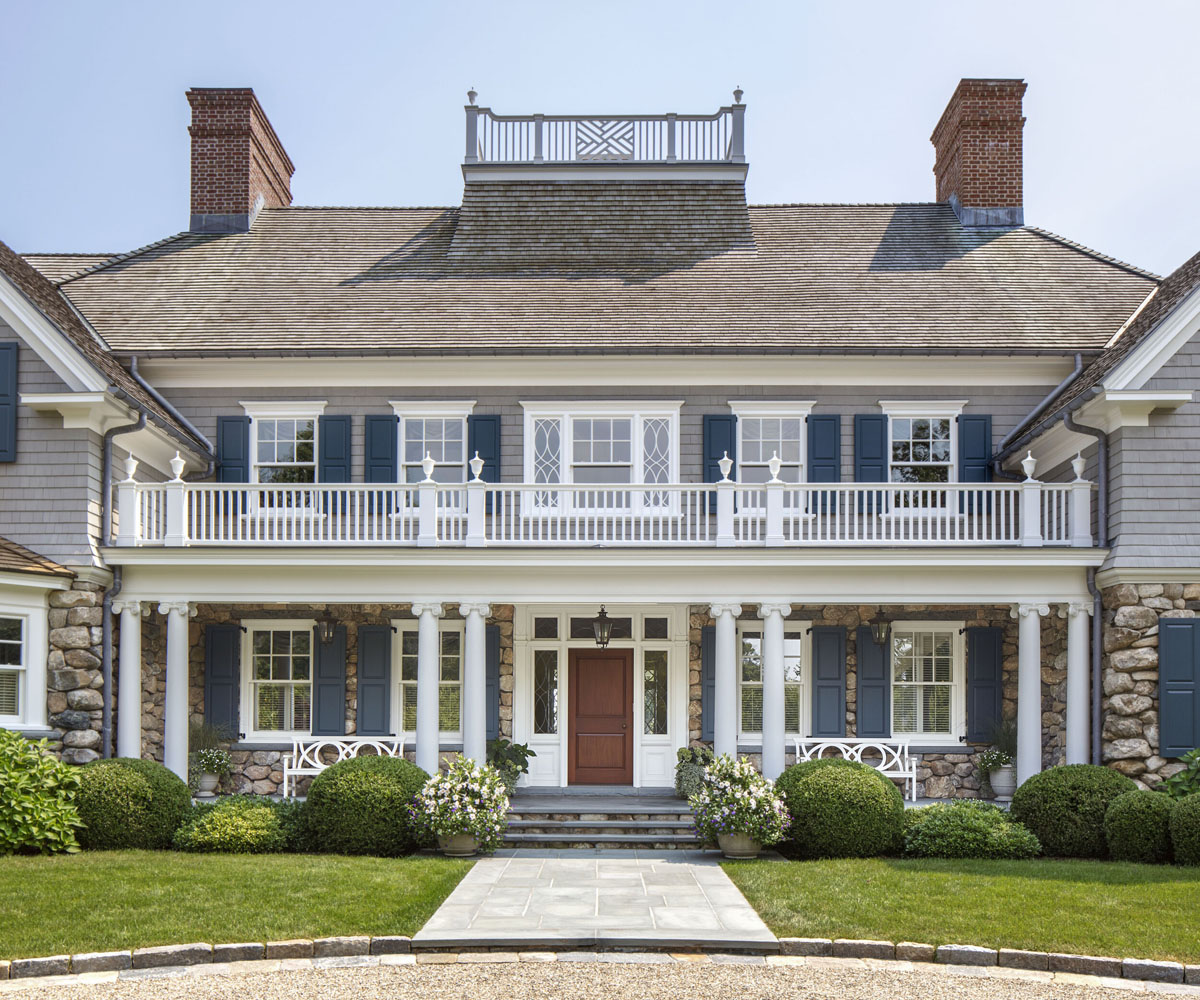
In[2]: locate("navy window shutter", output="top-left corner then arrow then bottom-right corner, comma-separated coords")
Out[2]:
364,415 -> 398,482
0,342 -> 18,462
854,414 -> 888,514
957,415 -> 992,483
700,625 -> 716,742
468,414 -> 501,513
203,624 -> 241,739
856,626 -> 892,738
356,625 -> 392,737
966,626 -> 1003,743
807,413 -> 840,513
703,414 -> 737,483
311,625 -> 347,736
216,416 -> 250,482
811,626 -> 847,738
318,415 -> 352,483
1160,618 -> 1200,757
485,624 -> 500,741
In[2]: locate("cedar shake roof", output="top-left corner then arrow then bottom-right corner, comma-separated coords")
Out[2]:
23,254 -> 117,283
0,535 -> 72,579
58,186 -> 1156,356
0,240 -> 208,453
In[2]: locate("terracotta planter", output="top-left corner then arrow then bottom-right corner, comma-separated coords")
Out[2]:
989,765 -> 1017,799
195,773 -> 219,798
438,833 -> 481,857
718,833 -> 761,859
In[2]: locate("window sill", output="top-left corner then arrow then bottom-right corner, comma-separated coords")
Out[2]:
8,726 -> 55,739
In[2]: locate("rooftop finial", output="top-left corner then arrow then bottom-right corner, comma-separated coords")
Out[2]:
467,87 -> 477,106
733,86 -> 743,104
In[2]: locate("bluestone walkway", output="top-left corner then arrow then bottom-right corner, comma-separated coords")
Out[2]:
411,848 -> 778,951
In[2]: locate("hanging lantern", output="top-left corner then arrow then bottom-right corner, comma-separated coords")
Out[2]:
592,606 -> 614,648
316,612 -> 339,645
869,614 -> 891,647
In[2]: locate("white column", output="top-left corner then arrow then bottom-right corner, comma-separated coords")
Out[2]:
1064,602 -> 1093,765
460,603 -> 490,767
412,602 -> 444,773
710,603 -> 741,758
1012,603 -> 1049,785
758,602 -> 791,779
114,601 -> 145,759
158,601 -> 195,780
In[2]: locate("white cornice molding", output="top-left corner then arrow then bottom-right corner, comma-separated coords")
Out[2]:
878,399 -> 968,417
1096,567 -> 1200,588
729,400 -> 815,417
0,571 -> 72,593
239,400 -> 328,418
0,274 -> 106,392
520,399 -> 684,413
389,400 -> 476,418
1106,282 -> 1200,390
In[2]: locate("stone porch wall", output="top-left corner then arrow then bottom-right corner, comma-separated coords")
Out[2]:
45,581 -> 108,763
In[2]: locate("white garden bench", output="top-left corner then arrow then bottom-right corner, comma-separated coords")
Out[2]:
282,736 -> 407,798
792,738 -> 918,802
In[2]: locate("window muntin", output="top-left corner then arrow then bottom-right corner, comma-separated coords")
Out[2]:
533,649 -> 558,735
890,417 -> 952,484
643,650 -> 668,735
399,626 -> 463,735
891,626 -> 958,737
250,626 -> 312,733
740,417 -> 803,484
402,417 -> 466,484
254,418 -> 316,484
571,418 -> 632,484
739,629 -> 804,736
0,617 -> 24,720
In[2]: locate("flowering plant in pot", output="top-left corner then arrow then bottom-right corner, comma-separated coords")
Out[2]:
689,754 -> 790,858
410,758 -> 510,856
980,720 -> 1018,799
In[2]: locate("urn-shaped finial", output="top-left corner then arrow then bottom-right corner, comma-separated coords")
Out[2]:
767,450 -> 782,483
169,451 -> 185,481
1071,452 -> 1086,481
1021,451 -> 1038,481
469,451 -> 485,481
718,451 -> 733,482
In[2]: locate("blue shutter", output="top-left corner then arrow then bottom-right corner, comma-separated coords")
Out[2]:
468,414 -> 501,513
807,413 -> 840,513
700,625 -> 715,742
958,414 -> 993,514
966,626 -> 1003,743
856,626 -> 891,738
703,414 -> 737,483
811,626 -> 847,738
1160,618 -> 1200,757
364,415 -> 398,482
311,625 -> 347,736
318,415 -> 352,482
203,624 -> 240,739
356,625 -> 392,737
854,414 -> 887,514
485,624 -> 500,741
0,342 -> 18,462
216,416 -> 250,482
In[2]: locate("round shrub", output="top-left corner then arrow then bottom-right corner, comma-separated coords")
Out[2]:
1104,790 -> 1175,864
0,730 -> 82,855
778,759 -> 904,858
1170,792 -> 1200,865
904,800 -> 1040,860
1010,764 -> 1136,858
304,756 -> 429,856
173,796 -> 287,853
75,757 -> 191,850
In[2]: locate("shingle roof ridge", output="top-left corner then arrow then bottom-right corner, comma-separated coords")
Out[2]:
748,201 -> 942,208
21,252 -> 121,284
58,231 -> 196,284
1024,227 -> 1160,281
21,251 -> 119,257
269,205 -> 457,212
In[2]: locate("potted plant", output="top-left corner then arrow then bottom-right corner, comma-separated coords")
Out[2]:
410,758 -> 509,856
193,747 -> 231,798
486,738 -> 536,795
690,754 -> 790,859
675,745 -> 713,800
981,720 -> 1018,800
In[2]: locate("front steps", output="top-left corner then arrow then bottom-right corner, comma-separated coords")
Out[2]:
504,793 -> 701,848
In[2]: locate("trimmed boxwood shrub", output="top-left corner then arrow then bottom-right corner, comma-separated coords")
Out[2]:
304,756 -> 429,856
904,800 -> 1040,860
0,730 -> 82,855
174,796 -> 287,853
1010,764 -> 1136,858
75,757 -> 192,850
1170,792 -> 1200,865
1104,790 -> 1175,864
777,758 -> 904,858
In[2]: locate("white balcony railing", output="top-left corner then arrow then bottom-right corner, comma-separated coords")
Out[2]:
114,461 -> 1095,551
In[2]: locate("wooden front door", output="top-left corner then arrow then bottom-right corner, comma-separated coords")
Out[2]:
568,648 -> 634,784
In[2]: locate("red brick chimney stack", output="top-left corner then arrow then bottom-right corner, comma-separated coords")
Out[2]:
186,88 -> 294,233
930,78 -> 1027,228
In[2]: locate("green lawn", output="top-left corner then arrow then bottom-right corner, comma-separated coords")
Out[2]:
723,857 -> 1200,963
0,851 -> 472,960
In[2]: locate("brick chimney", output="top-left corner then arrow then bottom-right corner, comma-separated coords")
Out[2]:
930,78 -> 1027,228
186,88 -> 294,233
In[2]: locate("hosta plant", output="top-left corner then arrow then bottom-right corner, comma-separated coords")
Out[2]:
0,731 -> 82,855
409,758 -> 510,853
690,754 -> 790,847
1158,748 -> 1200,800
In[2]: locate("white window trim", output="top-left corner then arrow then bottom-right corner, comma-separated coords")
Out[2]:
240,401 -> 327,488
736,621 -> 813,743
879,399 -> 965,491
0,606 -> 44,730
240,618 -> 317,742
889,619 -> 966,744
391,617 -> 466,742
729,401 -> 815,510
389,400 -> 475,486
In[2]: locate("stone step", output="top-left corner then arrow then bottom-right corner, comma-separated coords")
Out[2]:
507,819 -> 696,831
503,832 -> 703,846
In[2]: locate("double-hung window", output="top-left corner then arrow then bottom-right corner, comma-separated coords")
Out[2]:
730,401 -> 814,509
243,402 -> 325,510
391,402 -> 474,485
879,401 -> 964,510
0,616 -> 25,723
245,621 -> 314,737
890,622 -> 964,740
397,622 -> 463,737
738,625 -> 808,738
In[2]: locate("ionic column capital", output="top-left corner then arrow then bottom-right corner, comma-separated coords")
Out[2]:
757,602 -> 793,620
458,602 -> 491,619
709,603 -> 742,619
1010,603 -> 1050,619
411,602 -> 445,619
1061,602 -> 1095,619
157,601 -> 197,618
111,600 -> 149,617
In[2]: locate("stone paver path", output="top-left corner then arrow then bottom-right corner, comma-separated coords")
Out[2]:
411,848 -> 777,950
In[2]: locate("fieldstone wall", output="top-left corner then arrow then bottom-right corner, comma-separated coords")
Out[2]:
1101,582 -> 1193,789
687,603 -> 1068,799
45,581 -> 107,764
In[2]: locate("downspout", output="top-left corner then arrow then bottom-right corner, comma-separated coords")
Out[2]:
993,353 -> 1084,482
100,410 -> 146,758
128,356 -> 216,480
1064,410 -> 1109,766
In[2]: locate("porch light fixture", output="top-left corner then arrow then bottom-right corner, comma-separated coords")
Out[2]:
869,615 -> 891,647
316,613 -> 339,645
592,606 -> 614,648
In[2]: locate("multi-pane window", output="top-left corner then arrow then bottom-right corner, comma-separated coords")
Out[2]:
0,617 -> 24,719
400,629 -> 463,733
890,417 -> 952,484
533,650 -> 558,735
572,418 -> 632,484
739,630 -> 804,735
402,418 -> 466,484
892,628 -> 956,736
643,650 -> 668,735
740,417 -> 803,484
254,418 -> 316,484
250,627 -> 312,732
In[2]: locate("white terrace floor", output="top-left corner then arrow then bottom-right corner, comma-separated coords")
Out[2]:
412,849 -> 778,952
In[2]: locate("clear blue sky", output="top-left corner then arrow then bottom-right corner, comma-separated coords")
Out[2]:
2,0 -> 1196,276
